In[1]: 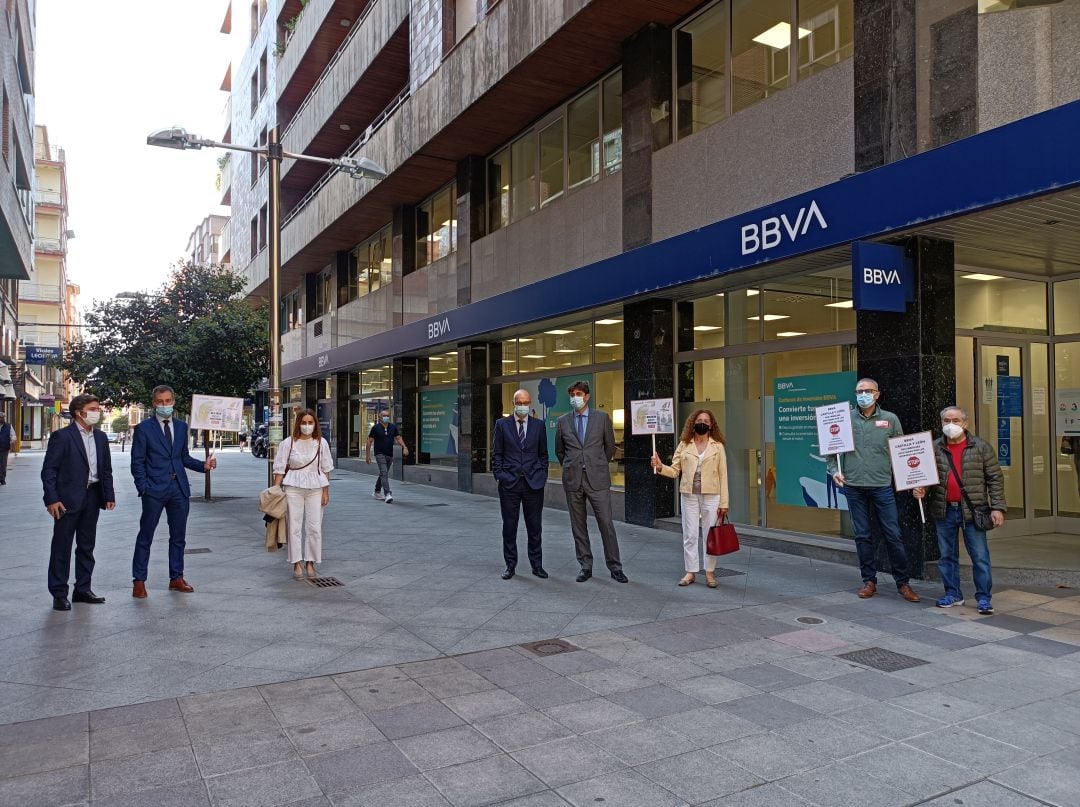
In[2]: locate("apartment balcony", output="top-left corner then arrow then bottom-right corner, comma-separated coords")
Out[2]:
19,283 -> 64,303
34,144 -> 65,164
34,189 -> 64,208
34,237 -> 64,255
219,154 -> 232,206
220,218 -> 232,265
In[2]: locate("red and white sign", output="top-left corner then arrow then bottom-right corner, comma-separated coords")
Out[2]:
815,403 -> 854,456
889,431 -> 940,491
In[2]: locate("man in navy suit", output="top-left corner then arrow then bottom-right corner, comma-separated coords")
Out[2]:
491,388 -> 548,580
130,384 -> 216,597
41,393 -> 116,611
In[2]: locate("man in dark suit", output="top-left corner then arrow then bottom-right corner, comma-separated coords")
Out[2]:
491,388 -> 549,580
41,393 -> 116,611
554,380 -> 626,583
130,384 -> 216,597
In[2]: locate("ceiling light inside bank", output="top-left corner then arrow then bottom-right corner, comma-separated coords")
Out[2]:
753,22 -> 811,50
825,300 -> 853,308
962,273 -> 1000,281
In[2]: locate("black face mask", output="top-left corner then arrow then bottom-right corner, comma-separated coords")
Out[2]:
693,422 -> 711,435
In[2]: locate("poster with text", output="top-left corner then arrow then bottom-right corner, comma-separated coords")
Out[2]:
888,431 -> 940,491
420,389 -> 459,458
815,403 -> 855,456
1057,388 -> 1080,437
516,373 -> 594,460
190,394 -> 245,432
629,398 -> 675,435
773,371 -> 857,510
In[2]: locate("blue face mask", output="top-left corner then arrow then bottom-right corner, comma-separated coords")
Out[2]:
156,405 -> 174,418
381,416 -> 391,424
855,392 -> 876,409
514,405 -> 531,418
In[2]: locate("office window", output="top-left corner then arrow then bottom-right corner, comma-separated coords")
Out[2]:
250,216 -> 258,256
568,88 -> 600,190
602,72 -> 623,174
798,0 -> 853,78
258,204 -> 268,250
416,183 -> 457,269
732,0 -> 791,112
250,72 -> 258,115
676,0 -> 729,137
343,225 -> 393,303
314,269 -> 332,318
279,290 -> 302,334
510,133 -> 537,222
487,147 -> 510,232
259,51 -> 268,98
539,119 -> 564,207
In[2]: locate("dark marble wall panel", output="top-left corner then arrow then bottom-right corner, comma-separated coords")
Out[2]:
854,0 -> 917,170
929,7 -> 977,147
394,357 -> 419,474
457,342 -> 493,491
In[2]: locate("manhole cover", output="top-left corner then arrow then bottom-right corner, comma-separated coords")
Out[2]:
836,647 -> 929,672
712,567 -> 745,578
520,639 -> 579,657
796,616 -> 824,625
184,548 -> 212,555
424,503 -> 449,507
307,576 -> 344,588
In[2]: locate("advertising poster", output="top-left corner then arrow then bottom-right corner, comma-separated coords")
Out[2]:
773,371 -> 857,510
420,389 -> 459,458
629,398 -> 675,435
888,431 -> 940,491
190,394 -> 245,432
1056,388 -> 1080,437
516,372 -> 593,460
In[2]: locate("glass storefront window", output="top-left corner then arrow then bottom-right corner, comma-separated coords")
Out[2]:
594,317 -> 623,364
498,338 -> 518,375
1054,279 -> 1080,335
539,119 -> 565,207
732,0 -> 792,113
798,0 -> 854,79
518,323 -> 593,375
955,272 -> 1048,334
676,0 -> 729,137
761,269 -> 855,340
1056,342 -> 1080,517
487,147 -> 510,232
416,183 -> 457,270
425,352 -> 459,385
684,289 -> 761,349
602,72 -> 623,174
568,87 -> 600,190
510,133 -> 537,222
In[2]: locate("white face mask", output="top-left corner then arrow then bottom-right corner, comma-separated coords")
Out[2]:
942,423 -> 964,439
569,395 -> 586,411
83,410 -> 101,426
300,424 -> 315,436
514,405 -> 531,418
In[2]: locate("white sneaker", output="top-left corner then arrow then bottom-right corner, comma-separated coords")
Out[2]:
373,491 -> 384,500
384,495 -> 393,504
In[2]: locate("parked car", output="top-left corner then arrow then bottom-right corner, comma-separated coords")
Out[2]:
105,432 -> 119,443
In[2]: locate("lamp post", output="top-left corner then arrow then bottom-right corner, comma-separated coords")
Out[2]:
147,127 -> 387,484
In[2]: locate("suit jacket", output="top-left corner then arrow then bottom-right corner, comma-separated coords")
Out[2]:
40,423 -> 115,512
130,416 -> 206,498
555,408 -> 615,492
491,416 -> 549,490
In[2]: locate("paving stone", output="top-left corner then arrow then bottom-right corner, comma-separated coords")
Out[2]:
773,680 -> 880,715
258,676 -> 342,703
844,742 -> 974,799
0,730 -> 87,777
961,710 -> 1080,755
423,754 -> 547,807
780,761 -> 912,807
399,658 -> 471,679
327,773 -> 451,806
888,690 -> 997,723
768,629 -> 850,652
330,667 -> 410,690
981,614 -> 1060,634
344,678 -> 435,712
568,667 -> 656,695
90,746 -> 201,800
667,673 -> 759,705
771,653 -> 863,680
720,663 -> 815,693
829,670 -> 923,700
906,726 -> 1035,775
904,628 -> 986,651
91,780 -> 212,807
394,726 -> 500,771
543,697 -> 641,734
90,699 -> 182,731
583,720 -> 698,766
476,660 -> 560,688
556,769 -> 684,807
990,746 -> 1080,806
441,689 -> 531,722
656,706 -> 765,746
997,633 -> 1080,657
916,780 -> 1045,806
366,700 -> 464,740
474,710 -> 571,752
0,711 -> 87,745
204,758 -> 321,807
191,728 -> 299,777
415,671 -> 497,700
177,688 -> 265,717
715,731 -> 826,780
505,676 -> 595,709
0,764 -> 88,807
533,650 -> 613,676
833,701 -> 948,740
305,741 -> 418,794
627,656 -> 710,683
636,748 -> 764,802
480,793 -> 572,807
266,690 -> 361,728
91,716 -> 190,762
716,693 -> 821,729
700,782 -> 814,806
181,703 -> 280,740
606,684 -> 703,718
511,735 -> 625,787
455,648 -> 529,671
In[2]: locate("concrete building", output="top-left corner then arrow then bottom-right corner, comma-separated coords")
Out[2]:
0,0 -> 34,426
233,0 -> 1080,571
185,213 -> 230,267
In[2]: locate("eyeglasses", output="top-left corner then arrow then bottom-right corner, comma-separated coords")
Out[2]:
855,388 -> 877,394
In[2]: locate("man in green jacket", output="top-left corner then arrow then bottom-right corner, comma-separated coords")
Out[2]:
827,378 -> 920,602
913,406 -> 1005,615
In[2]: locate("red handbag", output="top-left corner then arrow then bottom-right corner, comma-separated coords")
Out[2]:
706,515 -> 740,556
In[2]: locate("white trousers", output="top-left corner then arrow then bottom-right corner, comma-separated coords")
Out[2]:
681,493 -> 722,573
285,486 -> 325,564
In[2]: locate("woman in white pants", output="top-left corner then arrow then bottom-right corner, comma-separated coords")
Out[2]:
651,409 -> 730,588
273,409 -> 334,579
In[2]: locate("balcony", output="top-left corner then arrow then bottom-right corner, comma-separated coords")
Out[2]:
34,237 -> 63,254
19,283 -> 63,303
34,189 -> 64,207
33,144 -> 65,163
218,153 -> 232,206
220,218 -> 232,265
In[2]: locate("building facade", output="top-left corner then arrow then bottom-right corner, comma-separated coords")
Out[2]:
186,213 -> 231,267
235,0 -> 1080,570
0,0 -> 35,426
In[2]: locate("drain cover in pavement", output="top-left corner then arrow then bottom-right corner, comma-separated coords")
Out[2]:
520,639 -> 579,656
796,616 -> 824,625
307,576 -> 344,588
712,567 -> 745,578
184,548 -> 212,555
836,647 -> 929,672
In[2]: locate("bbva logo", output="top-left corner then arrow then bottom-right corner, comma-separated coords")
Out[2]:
740,200 -> 828,255
863,267 -> 902,285
427,317 -> 451,340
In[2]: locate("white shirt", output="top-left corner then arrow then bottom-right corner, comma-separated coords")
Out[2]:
78,423 -> 99,484
273,436 -> 334,489
156,414 -> 173,439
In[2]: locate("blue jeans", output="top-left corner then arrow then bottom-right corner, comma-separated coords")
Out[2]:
936,503 -> 992,601
845,485 -> 910,587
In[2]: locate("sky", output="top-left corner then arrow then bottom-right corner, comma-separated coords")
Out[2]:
35,1 -> 236,307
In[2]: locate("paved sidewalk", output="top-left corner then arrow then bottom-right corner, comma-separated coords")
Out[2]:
1,450 -> 1079,805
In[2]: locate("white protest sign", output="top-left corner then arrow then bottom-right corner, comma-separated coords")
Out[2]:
888,431 -> 940,491
190,394 -> 245,433
815,403 -> 854,456
629,398 -> 675,435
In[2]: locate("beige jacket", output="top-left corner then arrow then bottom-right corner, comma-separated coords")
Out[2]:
258,484 -> 289,552
657,438 -> 730,507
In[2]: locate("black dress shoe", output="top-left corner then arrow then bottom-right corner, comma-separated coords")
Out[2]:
531,567 -> 549,579
501,567 -> 515,580
52,596 -> 71,611
610,571 -> 629,583
72,591 -> 106,604
575,570 -> 592,583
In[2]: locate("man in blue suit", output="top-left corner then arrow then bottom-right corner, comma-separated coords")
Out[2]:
491,388 -> 548,580
130,384 -> 216,597
41,393 -> 116,611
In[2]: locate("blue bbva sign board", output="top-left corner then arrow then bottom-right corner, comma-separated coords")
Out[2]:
851,242 -> 913,312
25,345 -> 63,364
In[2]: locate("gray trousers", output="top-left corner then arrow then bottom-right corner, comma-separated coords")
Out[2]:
565,479 -> 622,573
0,450 -> 8,484
374,453 -> 393,496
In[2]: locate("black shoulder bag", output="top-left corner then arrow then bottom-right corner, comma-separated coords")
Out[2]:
943,448 -> 995,531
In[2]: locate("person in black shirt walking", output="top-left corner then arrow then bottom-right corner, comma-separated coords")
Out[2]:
366,409 -> 409,503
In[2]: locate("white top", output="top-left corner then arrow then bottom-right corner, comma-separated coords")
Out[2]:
273,436 -> 334,488
78,424 -> 99,484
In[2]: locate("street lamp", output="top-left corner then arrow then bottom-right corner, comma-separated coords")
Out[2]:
147,126 -> 388,483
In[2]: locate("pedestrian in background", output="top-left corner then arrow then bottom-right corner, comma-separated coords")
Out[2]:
913,406 -> 1005,615
554,381 -> 627,583
40,394 -> 115,611
274,408 -> 334,579
366,408 -> 408,503
0,412 -> 12,485
130,384 -> 216,598
651,409 -> 729,588
491,388 -> 549,580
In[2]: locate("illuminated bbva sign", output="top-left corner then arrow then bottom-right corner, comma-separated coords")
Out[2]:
740,200 -> 828,256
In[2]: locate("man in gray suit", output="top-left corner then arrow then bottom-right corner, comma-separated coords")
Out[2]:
555,381 -> 627,583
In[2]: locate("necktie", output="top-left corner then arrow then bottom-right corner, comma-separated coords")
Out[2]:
163,420 -> 172,449
518,420 -> 526,447
577,414 -> 585,444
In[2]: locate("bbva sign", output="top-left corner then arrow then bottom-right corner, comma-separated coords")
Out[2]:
851,241 -> 913,313
427,316 -> 451,340
740,200 -> 828,256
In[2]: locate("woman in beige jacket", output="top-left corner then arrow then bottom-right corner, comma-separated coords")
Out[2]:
651,409 -> 730,587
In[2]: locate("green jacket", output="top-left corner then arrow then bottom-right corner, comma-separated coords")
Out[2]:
825,405 -> 903,487
927,433 -> 1006,521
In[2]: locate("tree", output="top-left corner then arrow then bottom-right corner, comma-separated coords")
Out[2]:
111,414 -> 130,434
62,263 -> 269,414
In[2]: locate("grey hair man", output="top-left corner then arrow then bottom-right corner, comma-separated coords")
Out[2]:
366,408 -> 409,504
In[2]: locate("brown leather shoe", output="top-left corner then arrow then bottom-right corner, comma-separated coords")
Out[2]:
897,584 -> 921,603
857,581 -> 877,599
132,580 -> 147,599
168,577 -> 194,593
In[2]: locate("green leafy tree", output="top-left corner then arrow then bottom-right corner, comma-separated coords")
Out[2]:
62,263 -> 268,414
111,414 -> 130,434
